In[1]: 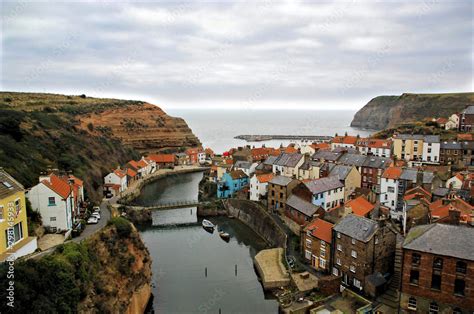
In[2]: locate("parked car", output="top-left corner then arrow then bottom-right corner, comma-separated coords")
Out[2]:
87,217 -> 98,224
91,212 -> 101,220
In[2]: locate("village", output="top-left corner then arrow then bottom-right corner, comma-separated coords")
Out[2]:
1,106 -> 474,313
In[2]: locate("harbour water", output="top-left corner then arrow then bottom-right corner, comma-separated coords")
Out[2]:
136,172 -> 278,313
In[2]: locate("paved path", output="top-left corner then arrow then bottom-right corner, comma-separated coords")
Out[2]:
72,196 -> 114,242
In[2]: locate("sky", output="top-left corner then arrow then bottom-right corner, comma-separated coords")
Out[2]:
1,0 -> 472,110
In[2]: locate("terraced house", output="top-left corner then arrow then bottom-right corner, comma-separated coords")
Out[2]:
302,218 -> 334,273
400,224 -> 474,313
0,169 -> 37,261
332,215 -> 396,295
304,176 -> 344,211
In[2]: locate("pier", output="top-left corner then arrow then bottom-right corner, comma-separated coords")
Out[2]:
234,134 -> 333,142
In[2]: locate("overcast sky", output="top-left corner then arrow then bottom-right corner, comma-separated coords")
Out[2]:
1,0 -> 472,110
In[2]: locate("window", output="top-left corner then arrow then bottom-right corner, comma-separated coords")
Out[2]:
305,250 -> 311,260
320,250 -> 326,258
407,297 -> 417,310
351,250 -> 357,258
456,261 -> 467,274
305,239 -> 312,248
336,258 -> 341,266
319,258 -> 326,268
350,265 -> 356,273
375,236 -> 379,244
429,302 -> 439,314
332,267 -> 338,276
353,278 -> 361,288
431,273 -> 441,290
412,253 -> 421,266
48,197 -> 56,206
410,270 -> 419,285
320,240 -> 326,247
433,257 -> 443,270
453,308 -> 462,314
337,232 -> 341,239
454,279 -> 465,296
15,199 -> 20,213
388,186 -> 395,193
4,222 -> 23,248
0,205 -> 3,220
50,217 -> 56,221
351,238 -> 356,245
337,244 -> 342,251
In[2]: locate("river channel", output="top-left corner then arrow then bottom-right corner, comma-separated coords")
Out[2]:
134,171 -> 278,313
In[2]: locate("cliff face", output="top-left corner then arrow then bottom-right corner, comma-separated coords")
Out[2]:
79,102 -> 201,153
78,220 -> 152,313
0,92 -> 200,201
351,93 -> 474,130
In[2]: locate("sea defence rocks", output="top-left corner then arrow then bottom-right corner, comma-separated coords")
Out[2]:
223,199 -> 287,248
254,248 -> 290,290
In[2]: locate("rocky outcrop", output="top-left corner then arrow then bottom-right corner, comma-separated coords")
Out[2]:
79,102 -> 201,153
78,220 -> 152,313
351,93 -> 474,130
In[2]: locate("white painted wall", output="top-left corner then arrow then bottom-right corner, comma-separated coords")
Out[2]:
380,177 -> 400,218
422,142 -> 440,163
27,183 -> 73,231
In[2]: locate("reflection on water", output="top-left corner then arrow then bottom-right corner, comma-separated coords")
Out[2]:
141,217 -> 278,314
152,207 -> 198,226
137,171 -> 278,313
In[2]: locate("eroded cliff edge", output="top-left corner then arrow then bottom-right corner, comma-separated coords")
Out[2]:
351,92 -> 474,130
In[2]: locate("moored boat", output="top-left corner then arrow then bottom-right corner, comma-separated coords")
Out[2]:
202,219 -> 215,230
219,231 -> 230,242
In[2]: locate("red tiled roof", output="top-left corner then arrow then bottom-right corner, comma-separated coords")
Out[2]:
284,146 -> 298,154
382,167 -> 403,179
256,173 -> 274,183
148,154 -> 175,163
137,159 -> 148,168
114,169 -> 126,178
126,168 -> 137,177
304,218 -> 333,243
457,133 -> 474,141
404,186 -> 432,201
345,196 -> 374,217
127,160 -> 140,169
42,174 -> 71,199
436,118 -> 448,124
68,175 -> 83,187
332,136 -> 358,145
430,198 -> 474,223
312,143 -> 330,150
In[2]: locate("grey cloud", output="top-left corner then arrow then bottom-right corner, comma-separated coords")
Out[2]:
1,0 -> 472,109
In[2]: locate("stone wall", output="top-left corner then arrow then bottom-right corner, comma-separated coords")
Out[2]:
223,199 -> 287,248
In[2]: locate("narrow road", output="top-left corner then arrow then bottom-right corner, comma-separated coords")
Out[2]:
72,196 -> 115,242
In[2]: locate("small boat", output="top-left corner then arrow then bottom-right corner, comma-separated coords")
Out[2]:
202,219 -> 215,230
219,231 -> 230,242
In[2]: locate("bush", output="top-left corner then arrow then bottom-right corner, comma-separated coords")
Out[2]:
109,217 -> 132,238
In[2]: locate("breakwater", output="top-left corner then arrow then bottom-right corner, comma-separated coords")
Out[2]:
235,134 -> 333,142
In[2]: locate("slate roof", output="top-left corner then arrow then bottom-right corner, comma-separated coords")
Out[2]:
286,195 -> 320,217
333,214 -> 379,242
403,224 -> 474,261
269,175 -> 294,186
329,165 -> 353,181
229,170 -> 248,180
0,168 -> 24,199
441,141 -> 462,150
312,150 -> 343,162
462,105 -> 474,115
362,156 -> 392,169
299,160 -> 312,171
424,135 -> 440,143
432,187 -> 450,197
263,155 -> 278,165
304,176 -> 344,195
338,153 -> 367,167
274,153 -> 304,167
399,168 -> 434,184
394,134 -> 424,140
234,161 -> 252,169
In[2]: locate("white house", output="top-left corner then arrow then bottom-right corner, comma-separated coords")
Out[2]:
249,173 -> 274,201
272,153 -> 305,178
27,174 -> 75,232
234,161 -> 258,177
445,113 -> 460,130
104,168 -> 128,193
304,176 -> 345,211
198,151 -> 206,164
446,173 -> 463,189
422,135 -> 440,164
380,167 -> 403,219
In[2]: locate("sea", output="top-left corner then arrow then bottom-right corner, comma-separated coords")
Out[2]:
166,108 -> 373,154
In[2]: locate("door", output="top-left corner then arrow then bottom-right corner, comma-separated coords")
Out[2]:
311,255 -> 318,268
